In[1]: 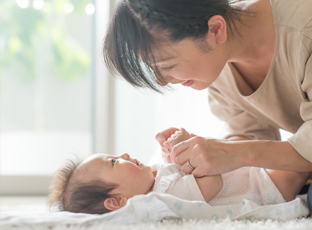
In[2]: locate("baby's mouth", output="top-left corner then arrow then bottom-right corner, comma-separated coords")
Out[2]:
135,159 -> 142,167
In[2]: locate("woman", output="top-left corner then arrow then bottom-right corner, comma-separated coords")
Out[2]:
103,0 -> 312,182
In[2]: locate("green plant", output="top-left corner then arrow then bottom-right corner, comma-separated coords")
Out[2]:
1,0 -> 92,81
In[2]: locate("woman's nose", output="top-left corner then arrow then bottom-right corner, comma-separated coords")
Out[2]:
158,76 -> 183,86
170,78 -> 183,84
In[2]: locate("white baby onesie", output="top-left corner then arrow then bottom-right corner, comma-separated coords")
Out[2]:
152,163 -> 286,206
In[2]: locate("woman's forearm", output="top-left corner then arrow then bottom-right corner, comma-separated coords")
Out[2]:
171,134 -> 312,177
227,136 -> 252,141
231,140 -> 312,172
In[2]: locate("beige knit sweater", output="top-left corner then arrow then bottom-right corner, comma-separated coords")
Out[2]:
209,0 -> 312,162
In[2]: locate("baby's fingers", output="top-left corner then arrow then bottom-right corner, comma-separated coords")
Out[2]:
155,127 -> 179,147
162,141 -> 171,152
162,150 -> 173,163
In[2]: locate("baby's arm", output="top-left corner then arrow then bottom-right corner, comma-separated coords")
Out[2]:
167,128 -> 223,202
265,169 -> 311,201
195,175 -> 223,202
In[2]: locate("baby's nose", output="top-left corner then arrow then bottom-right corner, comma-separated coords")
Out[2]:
120,153 -> 130,160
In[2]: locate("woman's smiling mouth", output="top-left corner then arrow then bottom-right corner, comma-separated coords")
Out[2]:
182,80 -> 194,87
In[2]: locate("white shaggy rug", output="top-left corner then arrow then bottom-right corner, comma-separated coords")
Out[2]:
16,218 -> 310,230
1,196 -> 311,230
100,218 -> 312,230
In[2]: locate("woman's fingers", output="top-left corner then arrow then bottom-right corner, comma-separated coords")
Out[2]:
170,139 -> 192,163
171,136 -> 225,177
181,159 -> 195,174
169,134 -> 242,177
180,155 -> 211,177
171,136 -> 202,164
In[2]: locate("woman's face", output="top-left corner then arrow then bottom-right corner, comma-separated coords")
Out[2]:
152,38 -> 228,90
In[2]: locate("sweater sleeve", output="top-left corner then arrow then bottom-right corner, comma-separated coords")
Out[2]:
208,86 -> 281,141
288,54 -> 312,162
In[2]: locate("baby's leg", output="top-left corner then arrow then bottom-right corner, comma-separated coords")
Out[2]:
265,169 -> 311,201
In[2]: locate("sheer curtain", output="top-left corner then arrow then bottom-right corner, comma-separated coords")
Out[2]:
0,0 -> 111,195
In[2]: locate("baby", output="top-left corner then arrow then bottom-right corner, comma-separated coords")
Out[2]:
49,128 -> 310,214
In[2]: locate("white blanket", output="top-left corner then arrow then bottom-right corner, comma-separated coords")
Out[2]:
1,193 -> 309,230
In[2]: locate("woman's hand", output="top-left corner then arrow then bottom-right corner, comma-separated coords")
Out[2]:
155,127 -> 179,163
170,136 -> 244,177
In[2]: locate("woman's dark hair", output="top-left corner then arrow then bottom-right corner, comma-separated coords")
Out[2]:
103,0 -> 250,92
63,180 -> 118,214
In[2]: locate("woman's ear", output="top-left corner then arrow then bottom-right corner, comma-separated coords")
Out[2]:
103,196 -> 128,211
205,15 -> 228,46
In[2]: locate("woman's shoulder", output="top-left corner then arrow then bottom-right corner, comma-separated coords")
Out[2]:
271,0 -> 312,32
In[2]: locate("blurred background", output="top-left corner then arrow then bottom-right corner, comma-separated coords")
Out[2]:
0,0 -> 291,196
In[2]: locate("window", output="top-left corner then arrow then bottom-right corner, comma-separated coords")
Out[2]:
0,0 -> 111,195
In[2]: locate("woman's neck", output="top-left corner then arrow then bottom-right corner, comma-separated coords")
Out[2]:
228,0 -> 275,65
228,0 -> 275,91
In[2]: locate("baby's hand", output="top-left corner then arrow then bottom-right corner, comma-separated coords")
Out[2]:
164,128 -> 195,152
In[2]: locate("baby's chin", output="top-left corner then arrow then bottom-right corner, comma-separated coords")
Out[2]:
145,165 -> 156,177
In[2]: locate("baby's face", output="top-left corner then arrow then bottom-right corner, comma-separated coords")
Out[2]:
76,153 -> 155,198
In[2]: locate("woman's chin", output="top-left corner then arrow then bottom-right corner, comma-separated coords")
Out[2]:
191,84 -> 210,91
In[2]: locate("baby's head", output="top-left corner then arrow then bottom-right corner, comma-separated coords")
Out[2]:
49,153 -> 155,214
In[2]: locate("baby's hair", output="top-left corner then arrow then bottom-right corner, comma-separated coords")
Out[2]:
48,156 -> 82,211
48,155 -> 118,214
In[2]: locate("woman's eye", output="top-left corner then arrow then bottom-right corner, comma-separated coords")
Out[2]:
160,65 -> 175,72
111,159 -> 116,165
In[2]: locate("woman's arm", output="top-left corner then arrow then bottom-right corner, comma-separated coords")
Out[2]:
170,137 -> 312,177
195,174 -> 223,203
222,136 -> 312,173
242,140 -> 312,172
227,136 -> 251,141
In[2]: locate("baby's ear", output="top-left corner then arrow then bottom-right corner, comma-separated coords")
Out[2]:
103,196 -> 128,211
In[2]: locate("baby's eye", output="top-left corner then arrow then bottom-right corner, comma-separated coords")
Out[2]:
111,159 -> 116,165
